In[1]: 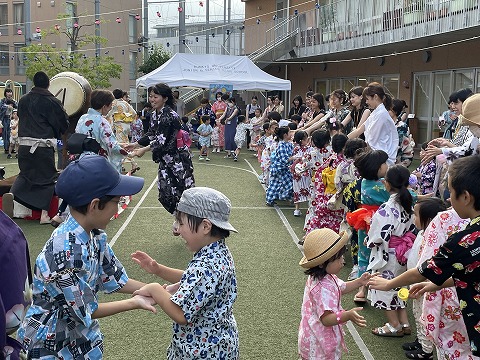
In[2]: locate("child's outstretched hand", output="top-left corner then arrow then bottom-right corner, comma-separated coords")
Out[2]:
367,275 -> 391,291
346,307 -> 366,327
358,272 -> 372,286
409,281 -> 441,299
132,294 -> 157,313
131,251 -> 159,275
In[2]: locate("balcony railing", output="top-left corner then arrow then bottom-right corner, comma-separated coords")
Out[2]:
245,0 -> 479,60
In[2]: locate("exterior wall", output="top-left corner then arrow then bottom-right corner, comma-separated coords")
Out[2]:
0,0 -> 142,97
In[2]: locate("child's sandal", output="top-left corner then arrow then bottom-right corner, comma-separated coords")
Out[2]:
372,323 -> 404,337
402,324 -> 412,335
405,348 -> 433,359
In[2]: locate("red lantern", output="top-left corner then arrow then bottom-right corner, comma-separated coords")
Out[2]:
116,17 -> 122,23
156,11 -> 161,17
35,26 -> 41,33
135,14 -> 141,20
178,7 -> 183,12
54,24 -> 60,30
17,28 -> 22,35
73,22 -> 79,28
95,19 -> 100,25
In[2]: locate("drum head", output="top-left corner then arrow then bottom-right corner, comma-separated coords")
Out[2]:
49,72 -> 91,117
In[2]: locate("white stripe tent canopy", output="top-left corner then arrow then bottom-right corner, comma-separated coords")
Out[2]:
135,53 -> 291,91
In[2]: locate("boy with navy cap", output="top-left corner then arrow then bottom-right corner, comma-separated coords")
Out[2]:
18,155 -> 156,359
131,187 -> 239,359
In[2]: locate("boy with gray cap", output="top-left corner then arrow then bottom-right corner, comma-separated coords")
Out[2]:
18,155 -> 157,359
132,187 -> 239,359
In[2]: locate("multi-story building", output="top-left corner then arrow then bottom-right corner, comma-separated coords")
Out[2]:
0,0 -> 142,101
243,0 -> 480,143
151,19 -> 245,56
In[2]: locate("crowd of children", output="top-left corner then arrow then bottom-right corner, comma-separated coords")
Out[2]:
7,85 -> 480,360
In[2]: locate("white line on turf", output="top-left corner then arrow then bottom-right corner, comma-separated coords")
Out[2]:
245,159 -> 375,360
109,177 -> 157,247
244,159 -> 302,250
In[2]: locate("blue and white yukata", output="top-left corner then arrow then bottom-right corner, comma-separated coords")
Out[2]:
265,140 -> 294,204
18,216 -> 129,359
168,239 -> 239,359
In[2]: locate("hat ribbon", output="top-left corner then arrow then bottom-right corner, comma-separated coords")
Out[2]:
306,235 -> 342,262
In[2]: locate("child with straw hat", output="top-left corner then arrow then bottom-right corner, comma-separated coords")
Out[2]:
298,228 -> 372,360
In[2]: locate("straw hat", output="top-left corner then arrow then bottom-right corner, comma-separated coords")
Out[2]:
299,229 -> 349,268
460,93 -> 480,126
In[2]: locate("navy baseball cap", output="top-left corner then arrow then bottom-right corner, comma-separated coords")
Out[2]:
55,154 -> 144,207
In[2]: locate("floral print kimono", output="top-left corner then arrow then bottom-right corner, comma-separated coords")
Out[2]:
138,105 -> 195,214
417,209 -> 475,360
366,194 -> 416,309
295,146 -> 332,234
211,100 -> 227,148
304,152 -> 345,234
291,144 -> 312,204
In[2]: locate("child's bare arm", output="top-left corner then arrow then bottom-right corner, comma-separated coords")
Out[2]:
342,272 -> 371,294
92,295 -> 157,319
118,278 -> 147,294
131,251 -> 183,283
320,307 -> 366,327
134,283 -> 187,324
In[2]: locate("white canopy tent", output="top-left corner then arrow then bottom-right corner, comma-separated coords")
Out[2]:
135,53 -> 291,91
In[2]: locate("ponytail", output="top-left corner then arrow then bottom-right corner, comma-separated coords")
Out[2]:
385,165 -> 413,214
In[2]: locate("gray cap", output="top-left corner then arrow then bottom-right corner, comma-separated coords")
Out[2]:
176,187 -> 237,233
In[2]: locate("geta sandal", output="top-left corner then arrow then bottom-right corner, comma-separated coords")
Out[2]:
353,295 -> 367,303
372,323 -> 404,337
402,324 -> 412,335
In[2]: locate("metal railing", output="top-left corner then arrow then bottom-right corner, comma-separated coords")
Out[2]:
246,0 -> 479,60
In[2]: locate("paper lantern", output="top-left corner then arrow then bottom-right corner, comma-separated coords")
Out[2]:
95,19 -> 100,25
178,7 -> 183,12
73,22 -> 79,28
135,14 -> 141,20
54,24 -> 60,30
156,11 -> 161,17
116,17 -> 121,23
35,26 -> 41,33
199,1 -> 203,6
17,28 -> 22,35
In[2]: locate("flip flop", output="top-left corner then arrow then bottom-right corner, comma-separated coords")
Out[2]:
372,323 -> 404,337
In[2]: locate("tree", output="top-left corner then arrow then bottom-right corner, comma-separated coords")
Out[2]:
22,15 -> 122,89
138,44 -> 171,75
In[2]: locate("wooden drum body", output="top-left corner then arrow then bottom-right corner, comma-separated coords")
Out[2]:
49,72 -> 92,118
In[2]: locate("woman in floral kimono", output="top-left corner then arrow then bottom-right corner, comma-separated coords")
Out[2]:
367,165 -> 416,337
131,83 -> 195,214
417,209 -> 475,359
211,93 -> 228,151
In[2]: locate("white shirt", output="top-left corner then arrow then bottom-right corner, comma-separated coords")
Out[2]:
364,103 -> 399,165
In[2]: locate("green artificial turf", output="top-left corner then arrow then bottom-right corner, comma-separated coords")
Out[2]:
11,150 -> 423,360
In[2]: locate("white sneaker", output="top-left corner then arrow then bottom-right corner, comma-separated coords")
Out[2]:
293,209 -> 302,217
205,157 -> 211,161
198,156 -> 204,160
348,265 -> 359,280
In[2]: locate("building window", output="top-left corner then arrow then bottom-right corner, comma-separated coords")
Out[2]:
65,2 -> 77,30
129,14 -> 137,43
14,43 -> 25,75
129,51 -> 137,80
0,44 -> 9,75
0,4 -> 8,36
13,3 -> 24,34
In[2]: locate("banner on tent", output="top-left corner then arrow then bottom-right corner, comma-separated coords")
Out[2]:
209,84 -> 233,101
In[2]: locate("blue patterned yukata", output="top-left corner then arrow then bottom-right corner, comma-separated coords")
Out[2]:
168,239 -> 238,359
265,140 -> 294,204
17,215 -> 129,359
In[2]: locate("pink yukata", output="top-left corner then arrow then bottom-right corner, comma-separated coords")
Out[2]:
417,209 -> 478,360
298,274 -> 347,360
